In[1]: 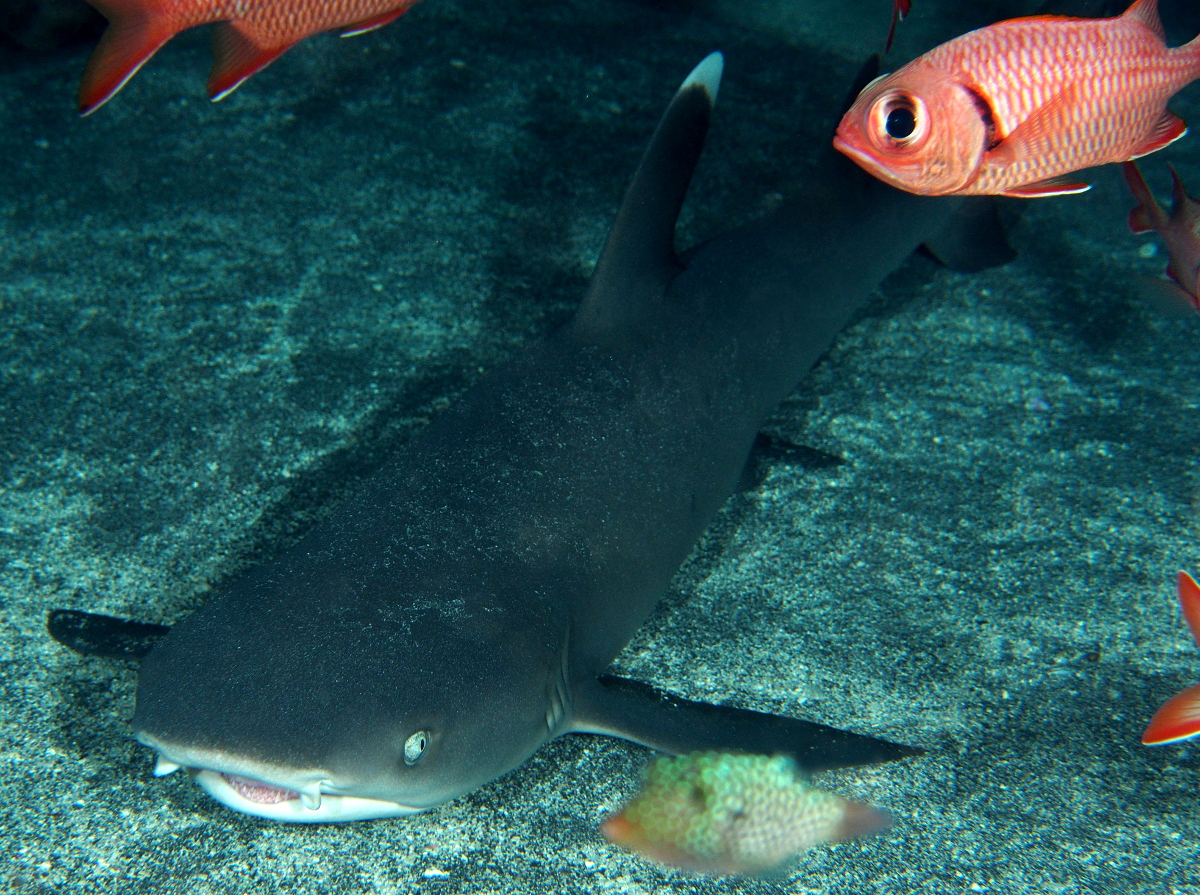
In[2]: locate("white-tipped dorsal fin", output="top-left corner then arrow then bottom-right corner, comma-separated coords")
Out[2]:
573,52 -> 723,339
681,51 -> 723,105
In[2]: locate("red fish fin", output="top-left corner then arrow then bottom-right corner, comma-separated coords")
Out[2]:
341,4 -> 412,37
1169,164 -> 1188,212
1133,275 -> 1200,318
1128,111 -> 1188,159
999,178 -> 1091,199
884,0 -> 912,54
77,0 -> 176,115
1143,681 -> 1200,745
985,85 -> 1090,193
1123,0 -> 1166,43
1122,160 -> 1165,233
1178,571 -> 1200,648
208,23 -> 292,101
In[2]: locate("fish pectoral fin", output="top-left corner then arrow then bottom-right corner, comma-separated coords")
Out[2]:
208,23 -> 294,102
921,198 -> 1015,271
1128,111 -> 1188,160
998,177 -> 1091,199
982,83 -> 1093,195
570,674 -> 922,773
77,0 -> 178,115
341,4 -> 414,38
1132,275 -> 1199,318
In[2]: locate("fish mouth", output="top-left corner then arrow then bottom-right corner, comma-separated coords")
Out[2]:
138,733 -> 425,823
832,134 -> 887,175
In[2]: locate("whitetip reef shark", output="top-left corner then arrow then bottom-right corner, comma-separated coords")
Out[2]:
52,52 -> 1010,822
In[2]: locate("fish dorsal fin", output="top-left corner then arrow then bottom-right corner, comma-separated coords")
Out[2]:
1129,111 -> 1188,158
209,23 -> 293,101
571,53 -> 723,339
1123,0 -> 1166,42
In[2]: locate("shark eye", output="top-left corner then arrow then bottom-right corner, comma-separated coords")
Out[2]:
403,730 -> 429,765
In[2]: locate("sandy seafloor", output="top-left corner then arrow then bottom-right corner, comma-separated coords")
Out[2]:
2,0 -> 1200,892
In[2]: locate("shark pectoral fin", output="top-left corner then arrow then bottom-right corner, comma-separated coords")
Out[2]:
47,609 -> 170,661
570,674 -> 923,773
921,198 -> 1015,272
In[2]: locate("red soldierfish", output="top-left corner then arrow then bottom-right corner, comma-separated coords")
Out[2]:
1123,160 -> 1200,313
1143,572 -> 1200,745
78,0 -> 422,114
834,0 -> 1200,198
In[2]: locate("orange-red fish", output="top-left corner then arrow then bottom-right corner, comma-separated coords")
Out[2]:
1143,571 -> 1200,745
78,0 -> 422,114
1123,160 -> 1200,313
834,0 -> 1200,198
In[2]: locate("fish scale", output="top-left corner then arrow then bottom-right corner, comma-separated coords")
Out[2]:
835,0 -> 1200,198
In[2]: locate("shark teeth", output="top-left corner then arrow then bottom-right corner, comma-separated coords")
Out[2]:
153,755 -> 182,777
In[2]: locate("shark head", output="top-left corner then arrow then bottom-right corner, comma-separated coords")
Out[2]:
132,550 -> 572,822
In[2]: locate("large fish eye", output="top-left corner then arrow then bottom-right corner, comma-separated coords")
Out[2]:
886,106 -> 916,139
403,730 -> 429,765
870,90 -> 928,150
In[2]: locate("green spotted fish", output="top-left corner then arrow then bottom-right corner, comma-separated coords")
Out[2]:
602,752 -> 891,876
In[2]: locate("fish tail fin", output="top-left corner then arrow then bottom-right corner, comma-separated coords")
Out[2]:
1176,570 -> 1200,648
1122,161 -> 1167,233
1142,682 -> 1200,745
572,52 -> 723,338
78,0 -> 179,115
835,799 -> 893,841
1184,30 -> 1200,81
1142,572 -> 1200,746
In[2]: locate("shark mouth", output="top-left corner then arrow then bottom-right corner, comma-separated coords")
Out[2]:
139,735 -> 425,823
222,773 -> 301,805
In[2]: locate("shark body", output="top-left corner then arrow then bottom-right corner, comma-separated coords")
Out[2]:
129,54 -> 1005,822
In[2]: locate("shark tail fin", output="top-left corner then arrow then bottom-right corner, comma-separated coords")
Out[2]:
572,52 -> 723,338
572,674 -> 923,773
